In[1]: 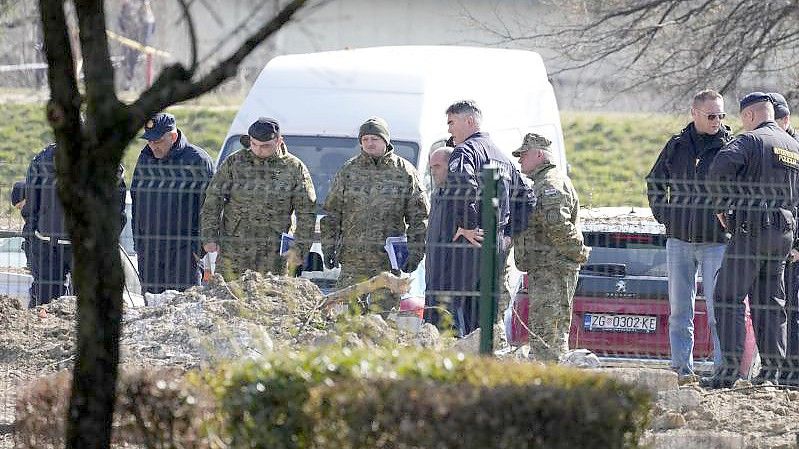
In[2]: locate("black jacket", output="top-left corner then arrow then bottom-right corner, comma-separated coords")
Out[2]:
708,121 -> 799,236
22,144 -> 127,243
425,131 -> 528,292
646,123 -> 732,243
130,130 -> 214,253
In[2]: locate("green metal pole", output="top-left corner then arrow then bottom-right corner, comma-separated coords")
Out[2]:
479,166 -> 499,355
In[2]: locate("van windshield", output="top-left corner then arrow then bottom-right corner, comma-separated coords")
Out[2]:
220,135 -> 419,205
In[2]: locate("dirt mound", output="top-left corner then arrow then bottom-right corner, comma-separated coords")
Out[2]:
0,271 -> 444,375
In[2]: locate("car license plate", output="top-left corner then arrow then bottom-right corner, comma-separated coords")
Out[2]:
583,313 -> 657,333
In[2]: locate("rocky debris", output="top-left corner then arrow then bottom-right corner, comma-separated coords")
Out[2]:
449,323 -> 506,355
559,348 -> 601,368
645,383 -> 799,448
652,411 -> 686,431
643,430 -> 745,449
657,388 -> 702,413
596,367 -> 679,394
0,271 -> 447,376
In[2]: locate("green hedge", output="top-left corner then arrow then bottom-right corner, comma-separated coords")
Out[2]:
201,347 -> 651,449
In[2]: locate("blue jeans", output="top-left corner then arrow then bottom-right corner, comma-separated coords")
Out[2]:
666,238 -> 726,374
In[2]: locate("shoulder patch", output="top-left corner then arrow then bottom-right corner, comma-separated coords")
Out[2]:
449,158 -> 460,172
543,187 -> 559,197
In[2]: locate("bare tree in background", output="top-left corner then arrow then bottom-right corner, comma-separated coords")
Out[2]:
479,0 -> 799,101
37,1 -> 315,447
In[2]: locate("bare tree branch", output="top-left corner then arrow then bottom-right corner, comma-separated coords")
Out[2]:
176,0 -> 198,72
482,0 -> 799,103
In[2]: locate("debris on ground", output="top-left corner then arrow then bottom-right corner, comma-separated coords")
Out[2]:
0,271 -> 445,375
1,271 -> 798,448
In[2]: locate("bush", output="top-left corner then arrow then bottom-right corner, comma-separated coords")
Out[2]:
202,347 -> 651,449
15,368 -> 220,449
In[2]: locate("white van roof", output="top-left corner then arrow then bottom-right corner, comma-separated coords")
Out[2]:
225,46 -> 559,159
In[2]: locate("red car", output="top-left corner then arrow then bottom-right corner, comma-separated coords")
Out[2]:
508,207 -> 756,369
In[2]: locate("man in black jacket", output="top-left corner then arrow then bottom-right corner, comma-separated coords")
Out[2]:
23,145 -> 127,306
646,89 -> 733,381
131,112 -> 214,293
430,100 -> 529,336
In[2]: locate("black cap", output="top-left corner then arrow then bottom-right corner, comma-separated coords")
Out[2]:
739,92 -> 772,112
769,92 -> 791,119
10,180 -> 24,206
248,117 -> 280,142
141,112 -> 177,140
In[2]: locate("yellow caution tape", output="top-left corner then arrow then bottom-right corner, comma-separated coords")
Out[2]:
106,30 -> 172,59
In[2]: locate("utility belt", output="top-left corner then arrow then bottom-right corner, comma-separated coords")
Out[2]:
727,208 -> 796,234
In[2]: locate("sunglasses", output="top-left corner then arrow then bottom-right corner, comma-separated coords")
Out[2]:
694,108 -> 726,121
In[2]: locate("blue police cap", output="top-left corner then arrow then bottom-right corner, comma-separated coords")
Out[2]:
739,92 -> 772,112
10,180 -> 24,206
141,112 -> 177,140
769,92 -> 791,119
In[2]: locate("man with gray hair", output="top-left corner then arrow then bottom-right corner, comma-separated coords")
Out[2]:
646,89 -> 732,382
438,99 -> 529,336
425,145 -> 454,327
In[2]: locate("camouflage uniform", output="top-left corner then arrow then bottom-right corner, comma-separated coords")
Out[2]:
200,143 -> 316,279
513,134 -> 589,361
322,146 -> 429,308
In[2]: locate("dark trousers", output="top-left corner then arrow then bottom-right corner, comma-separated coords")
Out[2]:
138,244 -> 200,294
28,241 -> 72,307
714,227 -> 791,382
783,261 -> 799,383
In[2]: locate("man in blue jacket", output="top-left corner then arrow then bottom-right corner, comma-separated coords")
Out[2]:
426,100 -> 528,336
23,145 -> 127,306
131,112 -> 214,293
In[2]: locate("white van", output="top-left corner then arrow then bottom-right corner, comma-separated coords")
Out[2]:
219,46 -> 566,292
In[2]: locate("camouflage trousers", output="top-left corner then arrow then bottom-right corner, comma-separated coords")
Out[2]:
527,262 -> 580,362
218,239 -> 287,280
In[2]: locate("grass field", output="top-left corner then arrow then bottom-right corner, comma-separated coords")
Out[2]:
0,103 -> 772,209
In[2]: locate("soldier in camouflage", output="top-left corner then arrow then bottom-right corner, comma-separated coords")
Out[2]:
513,133 -> 589,361
322,117 -> 429,309
200,118 -> 316,279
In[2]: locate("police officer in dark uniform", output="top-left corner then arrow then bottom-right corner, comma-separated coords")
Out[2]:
22,144 -> 127,306
770,92 -> 799,383
702,92 -> 799,387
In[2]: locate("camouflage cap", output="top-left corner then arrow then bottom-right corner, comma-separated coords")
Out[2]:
512,133 -> 552,157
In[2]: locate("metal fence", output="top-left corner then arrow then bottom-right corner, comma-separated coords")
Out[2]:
3,157 -> 799,436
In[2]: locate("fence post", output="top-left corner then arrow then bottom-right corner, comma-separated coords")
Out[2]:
479,165 -> 499,355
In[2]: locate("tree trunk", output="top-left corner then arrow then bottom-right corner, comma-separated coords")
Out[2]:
36,0 -> 311,447
60,144 -> 126,448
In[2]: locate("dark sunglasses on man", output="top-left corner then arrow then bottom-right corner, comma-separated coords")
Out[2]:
694,108 -> 726,121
